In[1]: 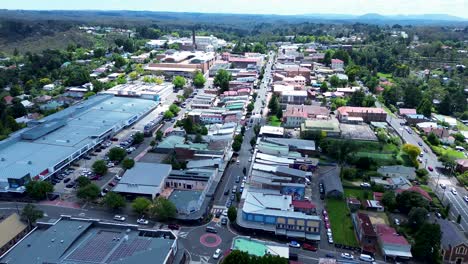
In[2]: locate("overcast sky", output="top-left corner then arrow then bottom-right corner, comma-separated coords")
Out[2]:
2,0 -> 467,18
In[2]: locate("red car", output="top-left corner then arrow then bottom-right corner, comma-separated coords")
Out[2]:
108,181 -> 116,187
302,243 -> 317,251
428,166 -> 434,171
168,224 -> 180,230
324,222 -> 331,229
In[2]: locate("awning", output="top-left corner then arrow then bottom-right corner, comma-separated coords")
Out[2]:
286,230 -> 305,238
383,249 -> 412,258
305,233 -> 321,241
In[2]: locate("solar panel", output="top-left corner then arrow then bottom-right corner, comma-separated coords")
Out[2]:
107,238 -> 152,262
66,231 -> 121,263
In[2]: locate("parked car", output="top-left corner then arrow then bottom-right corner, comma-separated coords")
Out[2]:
463,196 -> 468,203
215,211 -> 222,218
213,248 -> 222,259
63,178 -> 71,183
302,243 -> 317,251
221,217 -> 228,225
206,226 -> 217,233
65,182 -> 75,188
168,224 -> 180,230
341,253 -> 354,260
359,254 -> 375,262
360,182 -> 371,188
223,189 -> 229,195
288,241 -> 300,248
113,215 -> 126,221
440,183 -> 446,189
102,188 -> 109,193
418,142 -> 423,146
326,253 -> 334,258
394,218 -> 400,226
428,166 -> 434,171
108,182 -> 116,187
137,218 -> 149,225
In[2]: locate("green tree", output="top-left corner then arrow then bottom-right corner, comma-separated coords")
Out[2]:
103,192 -> 126,210
329,75 -> 340,87
412,223 -> 442,263
172,76 -> 186,89
320,82 -> 328,93
247,103 -> 254,113
113,54 -> 126,68
21,204 -> 44,227
83,91 -> 96,99
194,133 -> 203,143
182,117 -> 194,134
214,69 -> 231,93
155,130 -> 163,141
348,90 -> 366,106
183,87 -> 194,98
227,206 -> 237,222
132,132 -> 144,144
232,141 -> 242,152
193,71 -> 206,88
395,191 -> 429,214
132,197 -> 152,215
76,176 -> 91,188
323,50 -> 333,66
77,183 -> 101,202
417,98 -> 432,118
150,197 -> 176,221
427,132 -> 440,146
438,94 -> 452,115
25,181 -> 54,200
164,110 -> 174,120
402,143 -> 421,166
408,207 -> 429,228
250,137 -> 257,147
129,71 -> 138,81
169,104 -> 180,114
268,95 -> 279,115
381,191 -> 397,211
92,160 -> 108,175
108,147 -> 127,162
122,158 -> 135,169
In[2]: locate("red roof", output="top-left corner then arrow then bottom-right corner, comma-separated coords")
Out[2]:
331,59 -> 344,63
399,108 -> 417,116
373,192 -> 383,201
3,95 -> 13,104
357,213 -> 377,237
376,224 -> 409,245
396,186 -> 432,202
347,197 -> 361,205
292,200 -> 316,209
337,106 -> 385,115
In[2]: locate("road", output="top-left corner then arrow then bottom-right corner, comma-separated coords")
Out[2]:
377,101 -> 468,231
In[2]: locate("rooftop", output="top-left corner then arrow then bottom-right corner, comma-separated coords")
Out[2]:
0,95 -> 157,183
0,213 -> 28,250
435,218 -> 468,249
259,126 -> 284,136
168,190 -> 203,215
356,212 -> 377,237
0,217 -> 176,264
375,224 -> 409,246
337,106 -> 385,116
231,237 -> 289,258
114,163 -> 171,197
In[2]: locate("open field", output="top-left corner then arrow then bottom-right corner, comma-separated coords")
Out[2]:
325,198 -> 359,247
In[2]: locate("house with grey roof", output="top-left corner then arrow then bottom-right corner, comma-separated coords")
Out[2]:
319,166 -> 344,198
113,162 -> 172,199
377,165 -> 416,181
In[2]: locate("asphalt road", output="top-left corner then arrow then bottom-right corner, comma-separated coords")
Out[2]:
378,102 -> 468,232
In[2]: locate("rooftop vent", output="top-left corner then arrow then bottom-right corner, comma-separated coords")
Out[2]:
60,240 -> 64,243
66,140 -> 70,143
51,238 -> 55,242
28,161 -> 32,165
1,157 -> 4,161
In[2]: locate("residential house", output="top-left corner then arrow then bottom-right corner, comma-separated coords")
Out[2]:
42,83 -> 55,91
436,219 -> 468,264
3,95 -> 13,105
347,197 -> 362,212
352,212 -> 378,253
20,100 -> 34,108
331,59 -> 344,70
301,119 -> 341,137
398,108 -> 417,117
375,224 -> 412,261
283,105 -> 330,128
280,90 -> 308,105
405,114 -> 429,125
456,159 -> 468,173
377,165 -> 416,181
364,200 -> 384,212
396,186 -> 432,202
35,95 -> 52,104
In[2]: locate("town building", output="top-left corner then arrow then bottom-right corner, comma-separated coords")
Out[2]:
0,213 -> 30,256
337,106 -> 387,123
0,95 -> 158,194
456,159 -> 468,173
102,82 -> 174,103
436,219 -> 468,264
377,165 -> 416,181
331,59 -> 344,70
0,216 -> 179,264
300,119 -> 341,137
113,163 -> 172,199
259,126 -> 285,138
352,213 -> 378,254
375,224 -> 412,261
283,105 -> 330,128
145,51 -> 215,78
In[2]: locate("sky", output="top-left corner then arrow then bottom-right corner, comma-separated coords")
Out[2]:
1,0 -> 467,18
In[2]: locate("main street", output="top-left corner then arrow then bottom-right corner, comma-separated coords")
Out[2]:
379,102 -> 468,231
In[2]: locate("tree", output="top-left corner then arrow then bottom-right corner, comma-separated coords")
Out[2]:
214,69 -> 231,93
172,76 -> 186,89
122,158 -> 135,169
395,191 -> 429,214
132,197 -> 152,215
250,137 -> 257,147
227,206 -> 237,222
129,71 -> 138,81
268,95 -> 279,115
113,54 -> 126,68
21,204 -> 44,227
417,98 -> 432,118
348,90 -> 366,106
222,250 -> 287,264
381,191 -> 397,211
108,147 -> 127,162
103,192 -> 126,210
132,132 -> 144,144
169,104 -> 180,114
76,176 -> 91,188
323,50 -> 333,66
412,223 -> 442,263
83,91 -> 96,99
194,133 -> 203,143
232,141 -> 242,152
77,183 -> 101,202
329,75 -> 340,87
183,87 -> 193,98
163,110 -> 174,120
408,207 -> 429,228
247,103 -> 254,113
193,71 -> 206,88
438,94 -> 453,115
92,160 -> 108,175
402,144 -> 421,166
427,132 -> 440,146
155,130 -> 163,141
150,197 -> 176,221
320,82 -> 328,93
25,181 -> 54,200
182,117 -> 194,134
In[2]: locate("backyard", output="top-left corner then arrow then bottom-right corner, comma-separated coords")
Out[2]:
432,145 -> 465,159
267,116 -> 281,127
325,198 -> 359,247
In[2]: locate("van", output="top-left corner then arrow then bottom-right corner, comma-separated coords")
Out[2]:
232,185 -> 238,193
205,226 -> 217,233
359,254 -> 375,262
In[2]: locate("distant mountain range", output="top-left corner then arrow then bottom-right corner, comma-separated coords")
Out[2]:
299,13 -> 467,22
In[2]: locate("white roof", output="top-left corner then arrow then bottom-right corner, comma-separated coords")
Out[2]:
259,126 -> 284,136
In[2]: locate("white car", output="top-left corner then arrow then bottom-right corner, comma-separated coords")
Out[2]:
113,215 -> 126,221
451,188 -> 458,195
341,253 -> 354,260
222,209 -> 228,216
394,218 -> 400,226
463,196 -> 468,203
107,162 -> 115,168
213,248 -> 222,259
137,218 -> 149,225
360,182 -> 371,188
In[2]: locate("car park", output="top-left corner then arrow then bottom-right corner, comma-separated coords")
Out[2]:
213,249 -> 222,259
113,215 -> 126,221
288,241 -> 300,248
65,182 -> 75,188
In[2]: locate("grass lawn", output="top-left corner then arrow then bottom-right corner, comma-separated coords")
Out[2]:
344,188 -> 370,200
325,198 -> 359,247
432,145 -> 465,159
268,116 -> 281,127
457,121 -> 468,131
